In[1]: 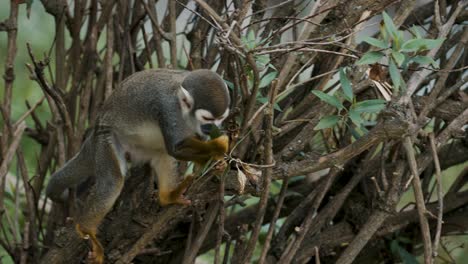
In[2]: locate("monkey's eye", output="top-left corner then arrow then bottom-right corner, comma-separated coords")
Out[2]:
202,116 -> 215,122
182,98 -> 192,109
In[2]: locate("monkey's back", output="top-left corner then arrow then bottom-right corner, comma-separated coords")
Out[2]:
97,69 -> 188,131
90,69 -> 195,162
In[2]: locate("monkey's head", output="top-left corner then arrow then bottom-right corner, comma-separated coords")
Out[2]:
177,69 -> 230,138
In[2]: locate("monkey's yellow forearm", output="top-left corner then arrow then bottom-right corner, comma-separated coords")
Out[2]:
172,135 -> 229,163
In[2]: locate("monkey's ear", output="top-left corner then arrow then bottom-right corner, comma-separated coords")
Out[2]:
177,86 -> 194,114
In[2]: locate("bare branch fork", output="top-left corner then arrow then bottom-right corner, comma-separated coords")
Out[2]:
26,44 -> 75,155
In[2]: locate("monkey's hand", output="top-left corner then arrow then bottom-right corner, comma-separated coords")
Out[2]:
159,175 -> 194,206
172,135 -> 230,163
209,135 -> 229,160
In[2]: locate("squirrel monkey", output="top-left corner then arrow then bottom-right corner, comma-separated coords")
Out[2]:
46,69 -> 230,263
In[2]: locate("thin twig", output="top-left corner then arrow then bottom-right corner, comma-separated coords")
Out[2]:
182,202 -> 220,264
238,80 -> 278,264
256,47 -> 359,58
333,158 -> 405,264
315,246 -> 321,264
18,147 -> 39,260
146,0 -> 167,66
169,0 -> 177,67
0,0 -> 19,154
26,44 -> 75,155
278,168 -> 339,263
258,176 -> 289,264
14,96 -> 45,128
403,137 -> 433,263
182,213 -> 195,262
214,168 -> 229,264
275,0 -> 337,91
429,133 -> 443,257
0,122 -> 26,182
19,221 -> 30,264
104,16 -> 114,99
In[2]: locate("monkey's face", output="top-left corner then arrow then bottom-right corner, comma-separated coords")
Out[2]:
194,108 -> 230,137
177,79 -> 230,139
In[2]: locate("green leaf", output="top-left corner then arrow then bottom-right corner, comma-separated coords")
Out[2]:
256,55 -> 269,64
390,240 -> 399,255
409,26 -> 422,39
400,56 -> 411,70
410,55 -> 439,68
314,115 -> 340,130
273,103 -> 282,112
348,109 -> 362,126
243,30 -> 257,50
380,23 -> 389,43
397,236 -> 413,244
362,36 -> 388,49
247,71 -> 254,89
400,75 -> 407,91
339,68 -> 353,102
382,11 -> 398,38
267,63 -> 277,71
356,51 -> 384,65
209,124 -> 223,138
401,39 -> 424,52
248,29 -> 255,42
389,59 -> 401,92
360,125 -> 369,134
398,248 -> 418,264
353,99 -> 386,113
259,72 -> 277,88
257,96 -> 268,104
391,50 -> 405,66
312,90 -> 344,110
257,95 -> 282,111
401,38 -> 445,52
393,30 -> 405,50
390,240 -> 418,264
349,125 -> 362,139
255,54 -> 270,70
419,38 -> 445,50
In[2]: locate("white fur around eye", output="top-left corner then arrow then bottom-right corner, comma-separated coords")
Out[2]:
214,108 -> 229,126
177,86 -> 194,114
222,108 -> 229,119
195,109 -> 214,124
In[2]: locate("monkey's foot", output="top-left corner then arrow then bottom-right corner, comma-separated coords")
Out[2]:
86,249 -> 104,264
158,191 -> 192,206
76,224 -> 104,264
75,224 -> 88,239
158,175 -> 194,206
214,159 -> 228,172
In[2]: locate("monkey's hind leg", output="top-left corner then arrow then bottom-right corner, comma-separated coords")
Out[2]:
166,174 -> 194,204
75,133 -> 127,264
76,224 -> 104,264
152,154 -> 193,206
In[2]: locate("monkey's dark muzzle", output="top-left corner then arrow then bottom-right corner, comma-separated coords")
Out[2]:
201,124 -> 216,135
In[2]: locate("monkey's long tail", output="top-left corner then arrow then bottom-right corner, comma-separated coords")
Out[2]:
46,136 -> 94,202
